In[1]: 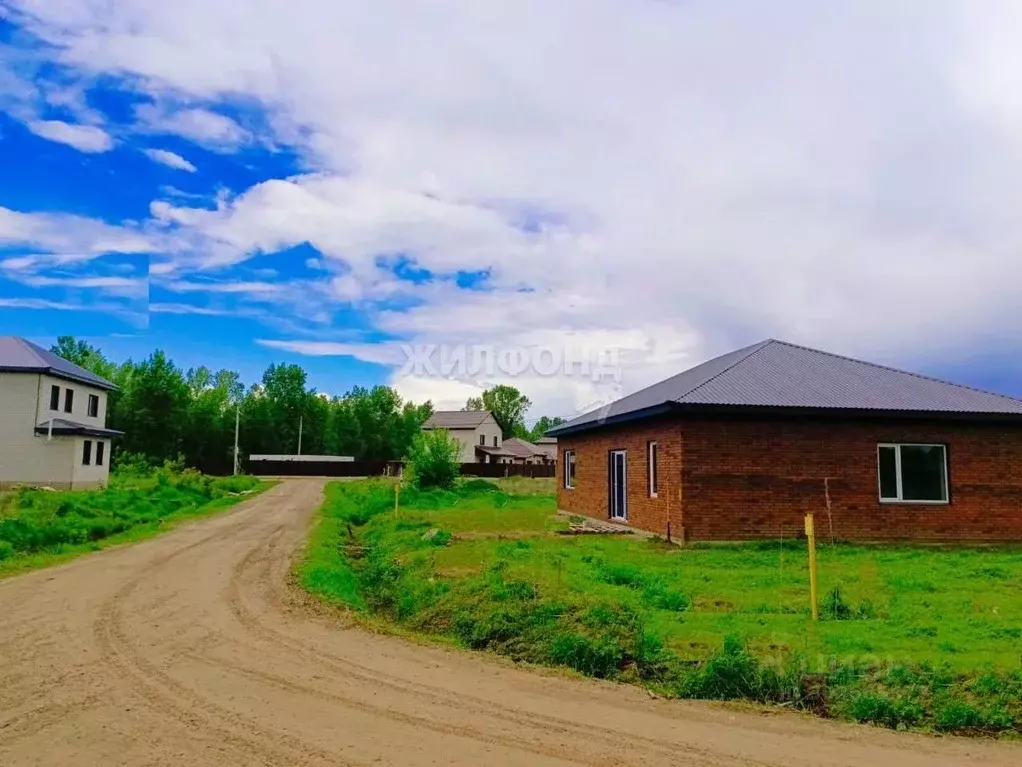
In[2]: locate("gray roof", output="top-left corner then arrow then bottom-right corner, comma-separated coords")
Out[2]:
423,410 -> 492,429
550,339 -> 1022,436
501,437 -> 545,459
0,337 -> 117,390
34,418 -> 123,438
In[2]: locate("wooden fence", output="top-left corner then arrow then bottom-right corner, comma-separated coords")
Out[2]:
246,459 -> 555,479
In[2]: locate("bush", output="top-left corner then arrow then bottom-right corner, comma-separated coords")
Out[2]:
848,692 -> 924,728
406,430 -> 461,490
682,635 -> 769,701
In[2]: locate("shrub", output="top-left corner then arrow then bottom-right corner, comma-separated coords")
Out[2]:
0,540 -> 14,561
682,635 -> 769,701
549,632 -> 624,677
406,430 -> 461,490
848,692 -> 924,728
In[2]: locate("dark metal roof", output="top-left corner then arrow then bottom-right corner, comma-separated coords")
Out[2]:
34,418 -> 124,438
423,410 -> 492,429
549,339 -> 1022,436
0,337 -> 117,390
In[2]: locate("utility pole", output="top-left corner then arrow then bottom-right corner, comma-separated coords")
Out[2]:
233,404 -> 240,475
297,415 -> 304,456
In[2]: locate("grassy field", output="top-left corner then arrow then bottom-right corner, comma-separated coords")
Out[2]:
0,468 -> 267,577
300,477 -> 1022,735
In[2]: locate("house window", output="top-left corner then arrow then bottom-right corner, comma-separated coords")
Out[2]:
82,440 -> 92,466
49,385 -> 60,410
88,394 -> 99,418
564,450 -> 576,489
877,444 -> 948,503
479,434 -> 485,445
96,441 -> 105,466
493,435 -> 498,447
647,441 -> 658,497
64,388 -> 74,414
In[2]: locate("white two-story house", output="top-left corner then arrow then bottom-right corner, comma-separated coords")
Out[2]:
0,336 -> 122,489
421,410 -> 514,463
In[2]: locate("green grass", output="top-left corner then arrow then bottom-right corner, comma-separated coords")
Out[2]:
298,478 -> 1022,735
0,469 -> 269,577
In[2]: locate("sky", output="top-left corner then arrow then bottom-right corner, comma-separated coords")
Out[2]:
2,0 -> 1022,423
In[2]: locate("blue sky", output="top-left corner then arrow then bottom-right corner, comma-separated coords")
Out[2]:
2,2 -> 1022,414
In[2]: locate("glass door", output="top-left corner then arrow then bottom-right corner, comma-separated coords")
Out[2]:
609,450 -> 627,520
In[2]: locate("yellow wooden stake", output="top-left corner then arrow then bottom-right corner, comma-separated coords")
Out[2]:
805,512 -> 819,621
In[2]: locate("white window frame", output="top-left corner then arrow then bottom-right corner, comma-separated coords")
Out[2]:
877,443 -> 949,505
564,450 -> 576,490
647,440 -> 658,498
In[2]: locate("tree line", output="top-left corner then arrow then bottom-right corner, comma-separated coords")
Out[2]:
51,337 -> 565,474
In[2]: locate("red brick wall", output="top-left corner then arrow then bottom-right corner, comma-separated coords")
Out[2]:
558,419 -> 682,539
557,415 -> 1022,541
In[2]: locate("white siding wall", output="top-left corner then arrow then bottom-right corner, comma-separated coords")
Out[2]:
71,437 -> 111,487
426,415 -> 504,463
446,430 -> 477,463
0,372 -> 77,487
35,374 -> 108,428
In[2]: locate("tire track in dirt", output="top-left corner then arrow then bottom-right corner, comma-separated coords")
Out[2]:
2,478 -> 1020,767
90,511 -> 356,766
223,522 -> 743,767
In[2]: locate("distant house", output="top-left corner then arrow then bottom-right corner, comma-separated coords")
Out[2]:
533,436 -> 558,463
502,437 -> 556,465
550,339 -> 1022,542
0,336 -> 123,489
422,410 -> 511,463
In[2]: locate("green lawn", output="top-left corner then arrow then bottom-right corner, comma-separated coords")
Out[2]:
299,478 -> 1022,735
0,469 -> 269,577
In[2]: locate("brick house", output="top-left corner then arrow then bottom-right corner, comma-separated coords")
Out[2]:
549,339 -> 1022,542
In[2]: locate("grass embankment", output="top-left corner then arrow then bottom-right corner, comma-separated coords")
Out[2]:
299,478 -> 1022,735
0,469 -> 267,577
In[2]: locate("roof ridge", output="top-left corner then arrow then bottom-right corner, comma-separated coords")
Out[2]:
771,339 -> 1022,406
12,336 -> 45,365
674,339 -> 776,403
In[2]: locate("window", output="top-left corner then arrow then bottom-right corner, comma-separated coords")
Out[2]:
877,444 -> 948,503
479,434 -> 485,445
647,441 -> 658,497
88,394 -> 99,418
82,440 -> 92,466
493,435 -> 498,447
96,441 -> 105,467
49,385 -> 60,410
64,388 -> 74,414
563,450 -> 576,489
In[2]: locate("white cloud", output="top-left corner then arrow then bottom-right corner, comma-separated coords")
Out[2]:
9,1 -> 1022,413
143,148 -> 197,172
134,104 -> 249,151
27,119 -> 113,152
0,297 -> 88,311
150,303 -> 234,316
159,279 -> 282,295
0,206 -> 162,257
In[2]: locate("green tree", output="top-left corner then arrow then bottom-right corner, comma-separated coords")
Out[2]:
466,385 -> 533,438
529,415 -> 566,441
116,350 -> 190,462
406,429 -> 461,489
50,336 -> 116,380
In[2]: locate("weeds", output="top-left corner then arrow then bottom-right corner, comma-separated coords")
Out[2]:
298,480 -> 1022,736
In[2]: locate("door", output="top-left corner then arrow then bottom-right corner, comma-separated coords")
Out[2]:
609,450 -> 627,520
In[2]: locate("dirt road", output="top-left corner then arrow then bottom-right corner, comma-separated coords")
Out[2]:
0,480 -> 1017,766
